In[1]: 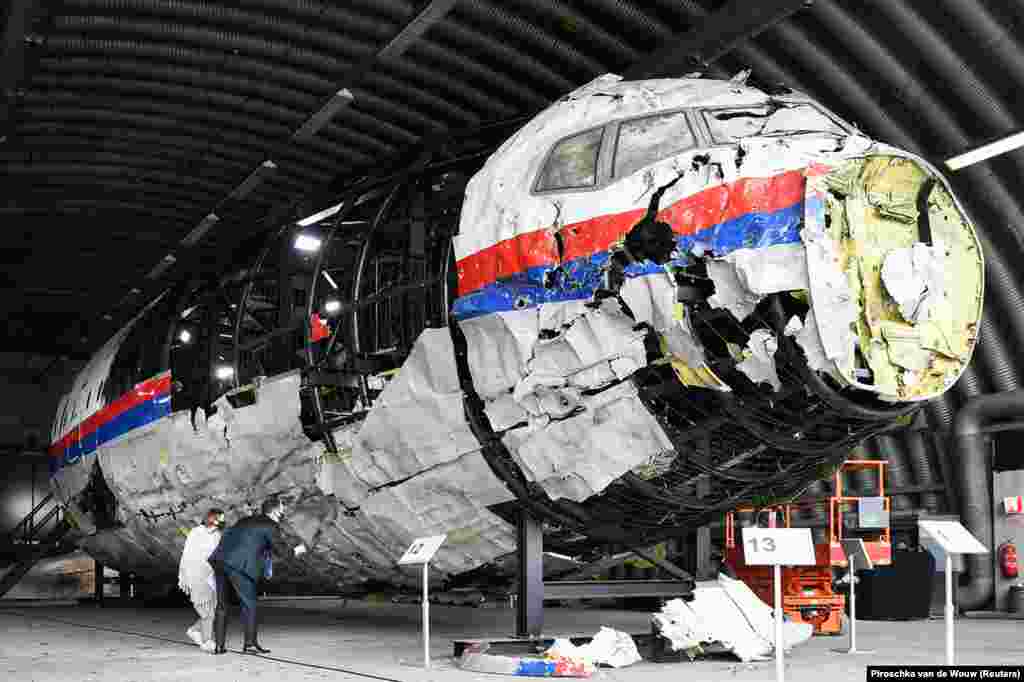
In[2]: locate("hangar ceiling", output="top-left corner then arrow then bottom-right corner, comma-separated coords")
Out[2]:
2,0 -> 1023,503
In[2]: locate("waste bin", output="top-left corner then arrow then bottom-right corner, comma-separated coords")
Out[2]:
1008,584 -> 1024,614
854,549 -> 934,620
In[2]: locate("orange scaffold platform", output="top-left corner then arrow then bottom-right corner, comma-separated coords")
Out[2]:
724,460 -> 892,635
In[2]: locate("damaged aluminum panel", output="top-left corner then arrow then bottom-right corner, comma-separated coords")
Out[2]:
652,575 -> 813,662
360,451 -> 516,580
348,328 -> 481,487
706,244 -> 810,321
502,381 -> 674,502
516,298 -> 647,396
459,309 -> 540,400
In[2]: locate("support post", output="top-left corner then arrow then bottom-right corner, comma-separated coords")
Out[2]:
516,511 -> 544,638
946,553 -> 954,665
774,563 -> 784,682
849,555 -> 857,652
832,544 -> 874,655
94,561 -> 104,605
696,526 -> 713,580
422,562 -> 430,669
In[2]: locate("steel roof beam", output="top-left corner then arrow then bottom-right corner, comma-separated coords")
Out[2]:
0,0 -> 40,134
623,0 -> 812,80
131,1 -> 458,257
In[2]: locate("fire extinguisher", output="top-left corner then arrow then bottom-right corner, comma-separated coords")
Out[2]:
998,541 -> 1019,579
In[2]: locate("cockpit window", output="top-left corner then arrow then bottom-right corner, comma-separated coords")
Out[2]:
703,103 -> 846,143
535,127 -> 604,192
613,111 -> 696,179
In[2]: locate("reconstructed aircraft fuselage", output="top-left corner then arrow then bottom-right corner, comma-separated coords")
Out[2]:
48,74 -> 983,592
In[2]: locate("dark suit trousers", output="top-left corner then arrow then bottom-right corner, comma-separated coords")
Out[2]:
214,565 -> 259,642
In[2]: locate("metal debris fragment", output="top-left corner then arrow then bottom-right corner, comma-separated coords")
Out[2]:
735,329 -> 782,391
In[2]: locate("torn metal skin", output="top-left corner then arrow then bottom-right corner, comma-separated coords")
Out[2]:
46,74 -> 984,594
802,155 -> 983,401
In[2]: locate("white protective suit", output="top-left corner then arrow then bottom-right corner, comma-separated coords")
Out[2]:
178,524 -> 222,645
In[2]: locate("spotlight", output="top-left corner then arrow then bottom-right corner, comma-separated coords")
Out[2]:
297,201 -> 344,227
215,365 -> 235,380
179,329 -> 192,344
294,234 -> 322,252
946,130 -> 1024,171
325,299 -> 341,314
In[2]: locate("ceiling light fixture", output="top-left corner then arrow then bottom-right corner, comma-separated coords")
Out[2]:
181,212 -> 220,247
215,365 -> 235,380
322,271 -> 339,289
228,160 -> 277,200
324,299 -> 341,314
292,89 -> 354,142
543,551 -> 577,562
297,201 -> 345,227
179,329 -> 192,343
945,131 -> 1024,171
294,234 -> 322,252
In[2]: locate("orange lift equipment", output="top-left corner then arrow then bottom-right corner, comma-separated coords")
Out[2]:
724,460 -> 892,636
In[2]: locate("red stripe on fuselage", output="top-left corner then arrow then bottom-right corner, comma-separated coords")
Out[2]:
49,372 -> 172,457
455,229 -> 559,299
455,169 -> 808,296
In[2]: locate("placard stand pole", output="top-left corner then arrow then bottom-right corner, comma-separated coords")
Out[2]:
849,554 -> 857,652
774,563 -> 784,682
422,561 -> 431,669
832,541 -> 873,655
945,553 -> 953,666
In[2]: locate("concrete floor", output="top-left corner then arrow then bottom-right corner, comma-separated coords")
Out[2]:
0,599 -> 1021,682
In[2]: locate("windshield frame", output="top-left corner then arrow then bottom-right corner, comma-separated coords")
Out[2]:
699,101 -> 853,145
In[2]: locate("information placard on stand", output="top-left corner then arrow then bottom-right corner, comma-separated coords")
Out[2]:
398,535 -> 447,669
742,527 -> 816,682
918,521 -> 988,665
833,538 -> 874,655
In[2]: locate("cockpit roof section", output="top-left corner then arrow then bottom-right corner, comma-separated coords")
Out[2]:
487,74 -> 772,166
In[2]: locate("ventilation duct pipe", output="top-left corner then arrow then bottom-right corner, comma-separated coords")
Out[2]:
953,390 -> 1024,611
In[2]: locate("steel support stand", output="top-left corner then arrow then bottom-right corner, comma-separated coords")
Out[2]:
516,511 -> 544,638
696,526 -> 713,580
94,561 -> 104,605
774,564 -> 784,682
833,555 -> 873,654
945,553 -> 954,665
422,562 -> 430,669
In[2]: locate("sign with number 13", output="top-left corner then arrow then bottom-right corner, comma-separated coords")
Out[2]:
741,528 -> 816,566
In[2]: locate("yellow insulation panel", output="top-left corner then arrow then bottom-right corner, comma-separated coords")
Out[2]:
820,156 -> 982,400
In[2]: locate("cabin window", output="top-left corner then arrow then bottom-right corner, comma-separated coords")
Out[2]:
104,294 -> 176,404
613,111 -> 696,179
535,127 -> 604,192
703,103 -> 846,143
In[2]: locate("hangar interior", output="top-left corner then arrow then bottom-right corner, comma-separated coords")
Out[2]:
2,0 -> 1024,680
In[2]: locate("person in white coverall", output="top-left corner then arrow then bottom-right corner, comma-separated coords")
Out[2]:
178,508 -> 225,653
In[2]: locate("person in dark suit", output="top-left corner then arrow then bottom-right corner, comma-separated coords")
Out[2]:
208,497 -> 307,654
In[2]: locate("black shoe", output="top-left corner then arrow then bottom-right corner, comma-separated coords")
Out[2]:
213,610 -> 227,653
243,643 -> 270,654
